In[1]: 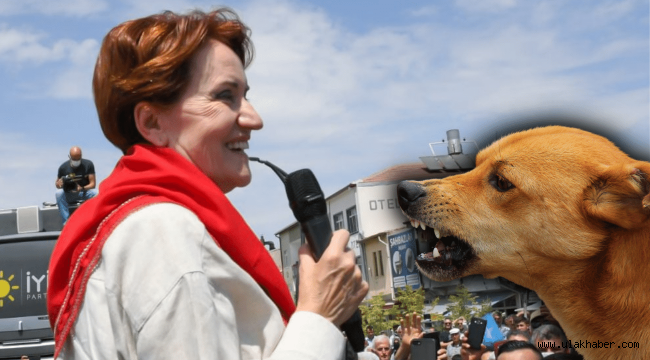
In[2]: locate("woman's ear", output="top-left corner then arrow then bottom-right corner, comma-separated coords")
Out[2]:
134,102 -> 169,147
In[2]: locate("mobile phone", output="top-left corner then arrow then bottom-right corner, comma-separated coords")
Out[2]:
411,338 -> 439,360
467,317 -> 487,350
422,331 -> 441,353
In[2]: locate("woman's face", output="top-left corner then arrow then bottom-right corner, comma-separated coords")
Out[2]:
155,40 -> 263,193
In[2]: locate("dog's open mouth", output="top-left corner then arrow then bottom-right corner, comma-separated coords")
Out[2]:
405,217 -> 477,279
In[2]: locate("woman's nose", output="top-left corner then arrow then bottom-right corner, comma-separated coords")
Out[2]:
239,99 -> 263,130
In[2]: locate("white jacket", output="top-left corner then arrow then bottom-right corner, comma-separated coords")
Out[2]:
59,203 -> 346,360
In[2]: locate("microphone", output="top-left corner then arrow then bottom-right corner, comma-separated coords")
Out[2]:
250,157 -> 366,353
249,158 -> 329,259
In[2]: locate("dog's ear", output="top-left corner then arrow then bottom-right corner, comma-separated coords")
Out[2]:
584,161 -> 650,229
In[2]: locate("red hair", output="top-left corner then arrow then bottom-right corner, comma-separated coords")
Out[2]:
93,9 -> 253,153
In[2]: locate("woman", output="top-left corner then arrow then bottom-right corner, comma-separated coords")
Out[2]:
46,9 -> 367,360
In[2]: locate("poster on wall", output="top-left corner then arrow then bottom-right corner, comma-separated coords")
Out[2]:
388,228 -> 421,292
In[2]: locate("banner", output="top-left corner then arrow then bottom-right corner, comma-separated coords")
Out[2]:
388,229 -> 421,292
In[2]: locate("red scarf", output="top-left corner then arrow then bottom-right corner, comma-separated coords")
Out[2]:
47,144 -> 295,357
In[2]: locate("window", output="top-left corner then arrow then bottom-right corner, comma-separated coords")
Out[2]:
333,212 -> 344,230
373,251 -> 378,277
346,206 -> 358,234
283,250 -> 290,266
371,251 -> 384,277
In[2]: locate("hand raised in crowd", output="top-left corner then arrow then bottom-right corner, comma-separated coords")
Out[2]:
460,331 -> 487,360
296,229 -> 369,327
437,348 -> 447,360
392,312 -> 423,360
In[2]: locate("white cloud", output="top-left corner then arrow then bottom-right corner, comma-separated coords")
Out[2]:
408,5 -> 440,17
240,1 -> 441,149
0,26 -> 99,98
48,39 -> 99,99
454,0 -> 518,13
0,27 -> 38,53
0,0 -> 107,16
0,27 -> 56,64
116,0 -> 237,20
240,0 -> 647,150
0,27 -> 98,64
592,0 -> 640,22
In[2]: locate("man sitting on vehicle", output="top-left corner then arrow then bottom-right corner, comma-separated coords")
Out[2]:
55,146 -> 97,225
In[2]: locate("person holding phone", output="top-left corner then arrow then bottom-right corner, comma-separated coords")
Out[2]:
54,146 -> 97,225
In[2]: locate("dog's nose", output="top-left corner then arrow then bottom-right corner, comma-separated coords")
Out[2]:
397,181 -> 426,211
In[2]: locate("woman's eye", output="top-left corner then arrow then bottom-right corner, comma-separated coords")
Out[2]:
212,90 -> 234,101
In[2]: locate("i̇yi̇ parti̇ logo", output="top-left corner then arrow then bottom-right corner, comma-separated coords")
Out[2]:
0,270 -> 20,307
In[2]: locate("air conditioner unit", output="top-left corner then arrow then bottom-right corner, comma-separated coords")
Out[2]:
17,206 -> 42,233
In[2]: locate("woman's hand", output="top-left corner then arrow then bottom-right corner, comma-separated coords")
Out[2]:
295,229 -> 369,327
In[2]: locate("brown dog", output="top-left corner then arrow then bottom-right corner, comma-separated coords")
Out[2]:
397,126 -> 650,360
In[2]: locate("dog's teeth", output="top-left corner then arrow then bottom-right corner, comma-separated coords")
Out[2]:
420,222 -> 426,230
434,228 -> 440,239
410,220 -> 416,228
433,247 -> 441,258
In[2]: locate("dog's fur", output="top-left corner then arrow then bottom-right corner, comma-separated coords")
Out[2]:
397,126 -> 650,360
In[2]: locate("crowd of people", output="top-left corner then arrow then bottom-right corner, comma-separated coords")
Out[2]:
362,307 -> 585,360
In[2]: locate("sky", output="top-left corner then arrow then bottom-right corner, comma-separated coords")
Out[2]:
0,0 -> 648,245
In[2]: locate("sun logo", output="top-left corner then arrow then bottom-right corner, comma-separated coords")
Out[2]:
0,270 -> 20,307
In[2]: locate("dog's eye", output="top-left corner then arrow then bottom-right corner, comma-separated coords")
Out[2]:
490,174 -> 515,192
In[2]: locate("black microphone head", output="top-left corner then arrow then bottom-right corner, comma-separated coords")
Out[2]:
285,169 -> 327,223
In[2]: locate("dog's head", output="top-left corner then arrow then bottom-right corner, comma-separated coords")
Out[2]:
397,126 -> 650,282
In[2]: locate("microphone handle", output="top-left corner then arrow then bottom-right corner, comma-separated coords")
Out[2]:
341,310 -> 365,353
301,214 -> 332,260
300,216 -> 366,353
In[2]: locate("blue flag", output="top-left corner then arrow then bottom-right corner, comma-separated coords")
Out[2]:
482,313 -> 505,348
